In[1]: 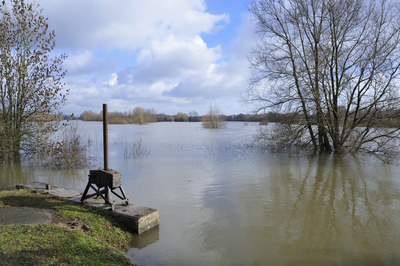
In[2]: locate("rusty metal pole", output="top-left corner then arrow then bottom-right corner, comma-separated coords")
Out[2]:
103,103 -> 109,171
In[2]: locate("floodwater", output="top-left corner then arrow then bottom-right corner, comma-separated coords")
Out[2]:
1,121 -> 400,265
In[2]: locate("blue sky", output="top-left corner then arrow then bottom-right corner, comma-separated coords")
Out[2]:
35,0 -> 256,116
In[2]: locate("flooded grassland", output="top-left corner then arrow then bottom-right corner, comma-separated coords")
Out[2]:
1,121 -> 400,265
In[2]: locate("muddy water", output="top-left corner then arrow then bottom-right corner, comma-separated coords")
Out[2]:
1,121 -> 400,265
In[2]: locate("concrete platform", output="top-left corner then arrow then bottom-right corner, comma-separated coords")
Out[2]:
16,182 -> 159,234
0,207 -> 53,226
79,197 -> 159,235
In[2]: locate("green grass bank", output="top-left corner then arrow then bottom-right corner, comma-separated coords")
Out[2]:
0,188 -> 135,265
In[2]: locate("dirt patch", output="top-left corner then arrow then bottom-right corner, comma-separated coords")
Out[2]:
54,218 -> 91,232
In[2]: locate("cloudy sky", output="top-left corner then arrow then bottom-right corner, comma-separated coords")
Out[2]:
35,0 -> 256,116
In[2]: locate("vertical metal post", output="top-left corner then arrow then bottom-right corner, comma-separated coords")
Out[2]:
103,103 -> 109,171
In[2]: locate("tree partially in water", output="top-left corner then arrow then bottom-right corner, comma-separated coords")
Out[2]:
0,0 -> 68,158
202,104 -> 226,129
244,0 -> 400,161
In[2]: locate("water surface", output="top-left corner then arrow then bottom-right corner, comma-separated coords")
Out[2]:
1,121 -> 400,265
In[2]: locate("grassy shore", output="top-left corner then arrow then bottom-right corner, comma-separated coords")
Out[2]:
0,188 -> 135,265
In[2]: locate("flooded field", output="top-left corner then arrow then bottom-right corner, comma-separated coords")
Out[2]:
1,121 -> 400,265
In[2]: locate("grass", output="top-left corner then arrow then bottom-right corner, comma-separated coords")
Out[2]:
0,188 -> 134,265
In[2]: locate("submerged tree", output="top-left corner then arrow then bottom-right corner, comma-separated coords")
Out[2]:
0,0 -> 68,158
202,104 -> 226,129
245,0 -> 400,161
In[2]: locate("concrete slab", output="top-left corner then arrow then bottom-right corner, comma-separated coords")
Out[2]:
16,182 -> 160,234
82,197 -> 160,234
16,181 -> 54,190
17,182 -> 81,199
0,207 -> 53,226
43,188 -> 81,198
69,196 -> 82,203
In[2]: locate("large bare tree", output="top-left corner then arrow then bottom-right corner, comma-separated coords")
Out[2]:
245,0 -> 400,161
0,0 -> 68,157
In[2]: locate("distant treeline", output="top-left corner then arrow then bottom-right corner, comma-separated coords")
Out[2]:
81,107 -> 157,124
74,108 -> 296,124
54,107 -> 400,128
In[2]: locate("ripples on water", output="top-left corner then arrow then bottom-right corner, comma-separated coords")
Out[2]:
1,121 -> 400,265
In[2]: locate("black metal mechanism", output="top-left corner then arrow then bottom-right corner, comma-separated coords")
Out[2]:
80,103 -> 129,211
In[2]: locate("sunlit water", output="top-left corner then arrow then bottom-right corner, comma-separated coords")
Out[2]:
1,121 -> 400,265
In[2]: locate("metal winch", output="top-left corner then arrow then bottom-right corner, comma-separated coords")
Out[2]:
80,104 -> 129,211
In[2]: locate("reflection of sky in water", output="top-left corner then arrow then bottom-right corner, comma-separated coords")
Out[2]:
2,121 -> 400,265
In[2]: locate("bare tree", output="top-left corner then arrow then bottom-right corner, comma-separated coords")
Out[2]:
132,107 -> 145,124
188,110 -> 199,122
0,0 -> 68,157
245,0 -> 400,161
202,104 -> 226,129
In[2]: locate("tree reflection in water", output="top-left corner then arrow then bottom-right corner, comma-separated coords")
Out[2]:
241,154 -> 400,265
0,157 -> 24,190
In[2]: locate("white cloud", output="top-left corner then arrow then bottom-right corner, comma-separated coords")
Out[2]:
107,74 -> 118,86
32,0 -> 255,115
38,0 -> 229,51
130,35 -> 221,83
62,49 -> 119,76
160,14 -> 256,102
63,50 -> 93,69
149,81 -> 178,94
